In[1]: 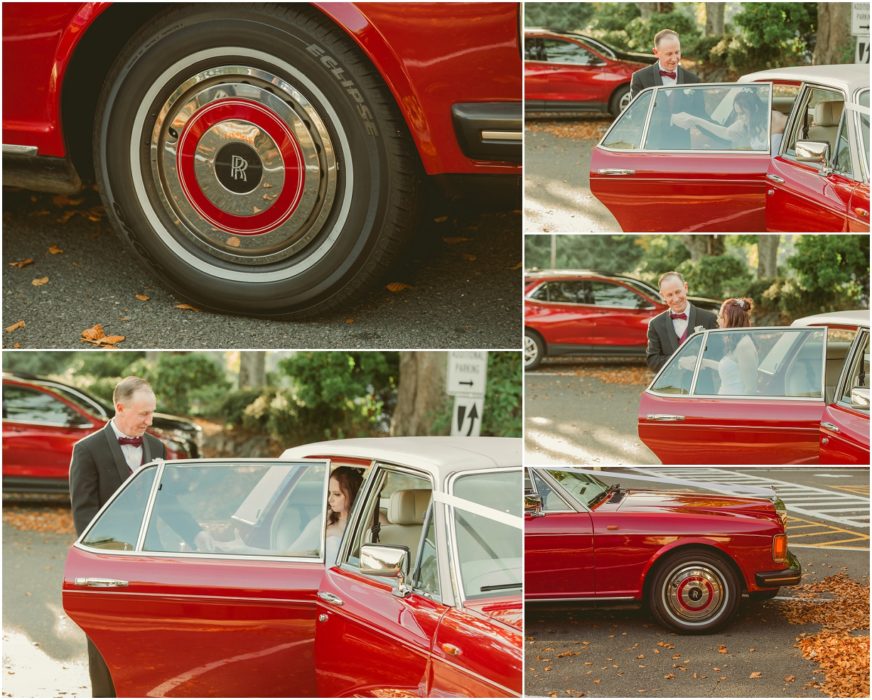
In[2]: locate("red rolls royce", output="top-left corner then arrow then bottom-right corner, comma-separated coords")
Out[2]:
590,65 -> 870,232
3,3 -> 521,318
524,270 -> 719,369
524,29 -> 645,116
638,310 -> 870,464
62,437 -> 522,697
2,373 -> 201,493
524,467 -> 801,634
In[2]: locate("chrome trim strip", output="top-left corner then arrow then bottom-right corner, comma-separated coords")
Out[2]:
3,144 -> 38,156
481,130 -> 522,141
136,460 -> 164,551
527,595 -> 635,602
64,589 -> 317,605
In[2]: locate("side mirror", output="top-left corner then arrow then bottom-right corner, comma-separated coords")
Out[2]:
850,387 -> 870,410
360,544 -> 411,597
524,493 -> 544,517
795,140 -> 831,173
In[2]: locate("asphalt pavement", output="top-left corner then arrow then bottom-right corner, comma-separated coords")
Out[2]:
525,468 -> 870,698
525,360 -> 658,466
524,119 -> 620,234
2,188 -> 521,350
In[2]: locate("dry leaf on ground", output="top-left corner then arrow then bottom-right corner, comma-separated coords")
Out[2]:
386,282 -> 412,293
3,504 -> 75,534
48,244 -> 63,255
81,323 -> 106,341
9,258 -> 34,269
526,119 -> 611,141
5,320 -> 26,333
32,276 -> 49,286
51,194 -> 83,208
175,303 -> 201,311
135,294 -> 150,302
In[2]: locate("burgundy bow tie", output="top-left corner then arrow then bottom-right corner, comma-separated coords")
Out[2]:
118,436 -> 143,447
659,69 -> 677,79
670,312 -> 687,320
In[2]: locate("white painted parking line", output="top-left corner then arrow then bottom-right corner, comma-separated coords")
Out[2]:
628,467 -> 870,530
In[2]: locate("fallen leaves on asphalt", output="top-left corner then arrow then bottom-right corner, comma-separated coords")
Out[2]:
778,572 -> 870,697
80,323 -> 125,348
2,502 -> 74,535
571,365 -> 651,385
526,119 -> 611,141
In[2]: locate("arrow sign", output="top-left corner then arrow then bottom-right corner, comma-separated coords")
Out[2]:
446,351 -> 487,397
452,396 -> 483,437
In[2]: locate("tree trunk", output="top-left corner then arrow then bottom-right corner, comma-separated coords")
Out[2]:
239,351 -> 266,388
814,3 -> 852,65
705,3 -> 726,35
639,3 -> 658,20
757,235 -> 781,278
391,352 -> 448,436
682,235 -> 725,261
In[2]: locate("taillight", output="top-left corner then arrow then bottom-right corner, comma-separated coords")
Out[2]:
772,533 -> 788,563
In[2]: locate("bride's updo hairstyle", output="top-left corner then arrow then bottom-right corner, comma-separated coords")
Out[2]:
719,297 -> 754,328
327,466 -> 364,525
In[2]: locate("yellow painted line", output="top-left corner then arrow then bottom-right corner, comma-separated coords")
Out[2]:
818,535 -> 869,546
785,514 -> 869,549
831,485 -> 870,495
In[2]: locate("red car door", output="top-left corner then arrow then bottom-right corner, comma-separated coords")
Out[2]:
638,327 -> 828,464
525,510 -> 594,598
63,460 -> 329,697
819,404 -> 869,464
524,36 -> 609,105
591,83 -> 773,232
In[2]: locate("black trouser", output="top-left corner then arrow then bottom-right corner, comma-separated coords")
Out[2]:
87,638 -> 115,697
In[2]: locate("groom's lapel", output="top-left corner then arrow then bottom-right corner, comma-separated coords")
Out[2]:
686,303 -> 697,332
662,313 -> 679,354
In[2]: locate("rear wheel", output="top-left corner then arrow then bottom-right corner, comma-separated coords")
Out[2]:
648,549 -> 740,634
609,84 -> 631,116
94,5 -> 420,318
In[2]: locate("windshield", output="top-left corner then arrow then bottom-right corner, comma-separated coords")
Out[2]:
544,469 -> 611,508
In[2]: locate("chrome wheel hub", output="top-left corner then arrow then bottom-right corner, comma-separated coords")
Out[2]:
150,66 -> 337,265
665,564 -> 724,621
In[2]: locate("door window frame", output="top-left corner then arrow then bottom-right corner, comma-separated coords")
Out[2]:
834,327 -> 870,412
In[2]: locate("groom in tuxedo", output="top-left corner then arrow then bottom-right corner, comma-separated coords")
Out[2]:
70,376 -> 210,697
646,271 -> 718,372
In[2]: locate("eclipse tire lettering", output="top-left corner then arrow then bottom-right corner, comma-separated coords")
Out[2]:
94,5 -> 419,318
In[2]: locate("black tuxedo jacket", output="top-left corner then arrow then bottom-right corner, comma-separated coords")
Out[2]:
630,63 -> 700,98
646,304 -> 718,372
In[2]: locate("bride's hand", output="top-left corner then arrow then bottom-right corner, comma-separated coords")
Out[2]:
671,112 -> 693,129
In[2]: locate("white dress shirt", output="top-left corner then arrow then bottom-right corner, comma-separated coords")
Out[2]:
110,419 -> 144,472
671,303 -> 690,339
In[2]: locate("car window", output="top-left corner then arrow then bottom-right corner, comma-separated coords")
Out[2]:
529,468 -> 572,511
784,86 -> 844,164
541,469 -> 609,509
755,329 -> 825,398
2,386 -> 85,425
590,281 -> 649,309
832,110 -> 854,178
43,384 -> 109,419
532,280 -> 591,304
411,505 -> 440,599
859,106 -> 870,175
643,84 -> 771,152
601,90 -> 652,150
342,466 -> 432,570
451,469 -> 521,601
140,461 -> 328,557
650,333 -> 705,395
81,466 -> 158,551
524,37 -> 545,62
839,330 -> 869,410
539,38 -> 599,65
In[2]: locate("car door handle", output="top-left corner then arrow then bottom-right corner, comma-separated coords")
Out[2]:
821,422 -> 840,433
317,591 -> 344,606
597,169 -> 635,176
853,207 -> 869,218
73,578 -> 128,588
766,173 -> 785,183
646,414 -> 685,422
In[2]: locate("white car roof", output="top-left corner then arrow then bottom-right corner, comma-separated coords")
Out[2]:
280,437 -> 521,480
791,309 -> 870,328
740,65 -> 869,102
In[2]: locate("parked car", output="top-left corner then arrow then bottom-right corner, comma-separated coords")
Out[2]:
3,3 -> 521,318
561,33 -> 656,65
638,310 -> 870,464
525,29 -> 646,116
524,270 -> 720,369
524,467 -> 801,633
590,65 -> 870,231
62,437 -> 522,697
2,372 -> 201,493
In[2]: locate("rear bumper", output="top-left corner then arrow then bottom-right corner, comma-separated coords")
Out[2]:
755,549 -> 802,587
451,102 -> 522,163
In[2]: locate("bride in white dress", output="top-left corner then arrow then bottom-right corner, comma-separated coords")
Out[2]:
714,298 -> 758,395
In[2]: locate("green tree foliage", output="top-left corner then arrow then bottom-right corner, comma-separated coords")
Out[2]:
637,236 -> 692,283
2,351 -> 77,377
525,235 -> 644,272
136,353 -> 230,416
677,254 -> 752,299
786,236 -> 870,311
525,1 -> 595,32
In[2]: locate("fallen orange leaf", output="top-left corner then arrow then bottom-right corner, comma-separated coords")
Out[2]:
9,258 -> 34,269
81,323 -> 106,341
386,282 -> 412,293
750,672 -> 762,679
48,244 -> 63,255
718,645 -> 728,654
51,194 -> 83,207
175,304 -> 201,312
31,276 -> 49,287
135,294 -> 150,302
5,320 -> 25,333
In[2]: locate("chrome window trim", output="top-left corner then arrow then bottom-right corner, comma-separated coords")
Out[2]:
525,466 -> 575,513
834,328 -> 870,412
2,385 -> 91,427
530,467 -> 600,513
525,279 -> 653,310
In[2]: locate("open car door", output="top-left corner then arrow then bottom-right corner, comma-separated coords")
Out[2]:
63,459 -> 329,697
819,327 -> 870,464
591,83 -> 773,232
638,328 -> 828,464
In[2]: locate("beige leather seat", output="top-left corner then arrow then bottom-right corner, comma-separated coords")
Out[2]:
376,489 -> 431,564
807,101 -> 844,156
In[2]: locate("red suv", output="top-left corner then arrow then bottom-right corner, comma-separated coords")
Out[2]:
525,30 -> 646,116
3,3 -> 521,318
524,270 -> 719,369
2,373 -> 201,493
